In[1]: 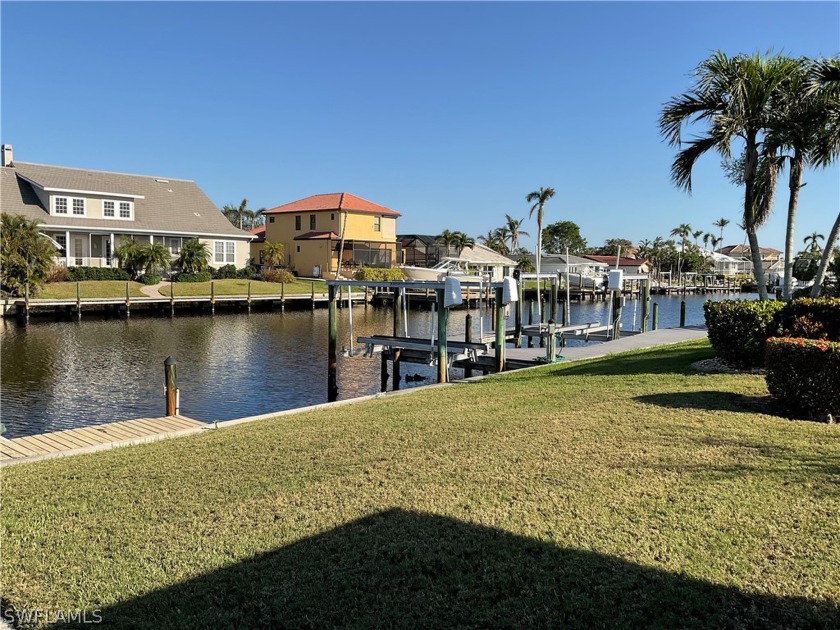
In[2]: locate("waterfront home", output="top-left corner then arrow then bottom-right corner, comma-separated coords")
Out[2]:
528,253 -> 607,276
258,193 -> 400,278
0,145 -> 253,269
584,255 -> 651,274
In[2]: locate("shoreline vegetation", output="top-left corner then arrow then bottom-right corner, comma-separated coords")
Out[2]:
2,340 -> 838,628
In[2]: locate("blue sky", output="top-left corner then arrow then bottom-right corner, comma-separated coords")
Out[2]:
2,1 -> 838,252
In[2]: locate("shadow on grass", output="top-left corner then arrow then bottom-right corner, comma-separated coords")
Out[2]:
635,391 -> 773,415
80,509 -> 835,629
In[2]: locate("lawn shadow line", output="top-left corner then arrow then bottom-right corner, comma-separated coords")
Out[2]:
635,391 -> 774,415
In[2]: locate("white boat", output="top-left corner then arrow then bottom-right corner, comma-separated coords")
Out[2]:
560,271 -> 606,290
400,258 -> 477,282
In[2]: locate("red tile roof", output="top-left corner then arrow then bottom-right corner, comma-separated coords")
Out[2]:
293,231 -> 339,240
262,193 -> 401,217
585,255 -> 650,266
248,226 -> 266,241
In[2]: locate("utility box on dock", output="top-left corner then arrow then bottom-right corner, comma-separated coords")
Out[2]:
607,270 -> 624,291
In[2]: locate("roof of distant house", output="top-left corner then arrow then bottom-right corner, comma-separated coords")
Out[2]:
263,193 -> 401,217
456,243 -> 516,265
718,244 -> 782,257
1,161 -> 250,238
528,253 -> 596,266
249,226 -> 266,242
584,255 -> 650,266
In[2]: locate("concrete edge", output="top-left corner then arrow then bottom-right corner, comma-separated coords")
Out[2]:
2,330 -> 709,467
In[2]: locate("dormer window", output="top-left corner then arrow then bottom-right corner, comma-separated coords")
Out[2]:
102,199 -> 134,220
52,196 -> 85,216
55,197 -> 68,214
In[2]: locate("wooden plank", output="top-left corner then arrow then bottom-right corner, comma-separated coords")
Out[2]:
136,416 -> 186,431
8,436 -> 56,455
95,423 -> 149,439
24,430 -> 77,450
16,434 -> 66,453
155,415 -> 201,430
44,429 -> 94,449
62,425 -> 126,444
0,441 -> 37,458
120,418 -> 173,433
50,429 -> 101,447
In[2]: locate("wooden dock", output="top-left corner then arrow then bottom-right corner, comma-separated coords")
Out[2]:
0,415 -> 204,463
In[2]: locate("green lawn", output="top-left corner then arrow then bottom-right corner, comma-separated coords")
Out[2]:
162,278 -> 326,297
2,340 -> 838,628
36,281 -> 146,300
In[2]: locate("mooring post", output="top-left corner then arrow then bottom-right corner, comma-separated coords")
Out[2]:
527,299 -> 534,348
680,300 -> 686,327
393,288 -> 403,390
464,312 -> 474,378
612,292 -> 623,340
311,282 -> 316,310
550,278 -> 558,323
436,288 -> 448,383
76,281 -> 81,320
466,285 -> 472,310
164,356 -> 178,416
247,281 -> 252,312
494,286 -> 506,372
24,282 -> 30,322
652,302 -> 659,331
547,319 -> 557,363
327,284 -> 338,402
380,351 -> 389,392
125,281 -> 131,318
211,280 -> 216,314
364,285 -> 369,309
169,280 -> 175,317
641,279 -> 650,333
513,270 -> 522,348
280,281 -> 285,311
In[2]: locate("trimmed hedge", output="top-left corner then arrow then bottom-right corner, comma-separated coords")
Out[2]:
67,267 -> 131,282
175,272 -> 213,283
765,337 -> 840,421
213,265 -> 239,280
779,297 -> 840,341
353,267 -> 407,282
704,300 -> 784,368
138,273 -> 162,286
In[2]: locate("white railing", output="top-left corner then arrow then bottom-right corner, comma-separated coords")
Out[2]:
53,257 -> 116,268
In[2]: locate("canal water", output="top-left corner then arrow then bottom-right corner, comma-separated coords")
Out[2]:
0,293 -> 754,437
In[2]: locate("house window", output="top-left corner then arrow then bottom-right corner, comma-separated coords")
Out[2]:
214,240 -> 236,264
55,234 -> 66,255
54,197 -> 68,214
73,199 -> 85,215
373,216 -> 381,232
296,245 -> 301,253
331,213 -> 335,221
166,237 -> 181,255
295,216 -> 301,231
269,216 -> 275,223
310,215 -> 316,230
102,199 -> 133,220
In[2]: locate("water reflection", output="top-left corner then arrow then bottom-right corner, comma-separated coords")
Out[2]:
0,293 -> 752,437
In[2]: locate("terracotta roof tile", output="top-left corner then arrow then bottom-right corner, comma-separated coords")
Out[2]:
263,193 -> 400,217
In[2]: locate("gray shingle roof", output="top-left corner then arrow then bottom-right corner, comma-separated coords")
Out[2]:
2,162 -> 251,239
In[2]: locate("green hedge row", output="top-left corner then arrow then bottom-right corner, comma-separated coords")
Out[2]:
67,267 -> 132,282
353,267 -> 406,282
765,337 -> 840,421
175,272 -> 213,283
213,265 -> 256,280
138,273 -> 162,286
704,298 -> 840,368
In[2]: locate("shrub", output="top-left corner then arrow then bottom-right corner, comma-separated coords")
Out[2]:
46,265 -> 71,283
67,267 -> 132,282
765,337 -> 840,421
353,267 -> 407,282
704,300 -> 784,368
780,298 -> 840,341
174,272 -> 213,283
260,268 -> 295,284
237,265 -> 257,280
138,273 -> 162,285
213,264 -> 239,279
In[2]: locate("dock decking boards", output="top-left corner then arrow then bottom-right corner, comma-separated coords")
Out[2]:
0,415 -> 204,462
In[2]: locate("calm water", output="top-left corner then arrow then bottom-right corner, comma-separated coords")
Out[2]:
0,293 -> 753,437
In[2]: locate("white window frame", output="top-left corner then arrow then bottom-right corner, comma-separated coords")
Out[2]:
214,240 -> 236,264
53,196 -> 69,215
101,199 -> 134,221
373,216 -> 381,232
52,195 -> 89,217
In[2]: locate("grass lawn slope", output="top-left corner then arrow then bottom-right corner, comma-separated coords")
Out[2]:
162,278 -> 326,297
35,281 -> 146,300
2,340 -> 838,628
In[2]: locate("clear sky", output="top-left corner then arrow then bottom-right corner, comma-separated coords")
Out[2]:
2,1 -> 838,252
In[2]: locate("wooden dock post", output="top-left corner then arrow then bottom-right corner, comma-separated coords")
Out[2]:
76,281 -> 81,320
211,281 -> 216,314
611,292 -> 623,340
311,282 -> 316,310
280,282 -> 285,311
527,300 -> 534,348
125,282 -> 131,318
466,285 -> 472,310
392,288 -> 403,390
464,313 -> 473,378
380,352 -> 389,392
680,300 -> 686,327
513,270 -> 522,348
364,285 -> 369,309
164,356 -> 177,416
550,278 -> 558,323
652,303 -> 659,330
641,279 -> 650,332
247,281 -> 252,312
169,281 -> 175,317
327,284 -> 338,402
436,288 -> 448,383
494,286 -> 506,372
24,282 -> 30,322
547,320 -> 557,363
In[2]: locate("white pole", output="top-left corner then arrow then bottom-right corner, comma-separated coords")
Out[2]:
565,247 -> 571,325
403,287 -> 409,337
347,285 -> 353,354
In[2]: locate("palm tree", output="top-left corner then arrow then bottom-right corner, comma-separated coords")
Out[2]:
803,232 -> 825,254
0,213 -> 57,296
692,229 -> 704,246
114,237 -> 145,279
435,229 -> 458,256
477,230 -> 500,252
710,235 -> 723,251
503,214 -> 529,251
493,227 -> 511,255
702,233 -> 712,251
669,224 -> 691,281
526,186 -> 555,275
451,231 -> 476,255
222,198 -> 260,230
176,239 -> 210,274
712,218 -> 730,244
660,51 -> 801,300
262,241 -> 285,270
141,242 -> 172,276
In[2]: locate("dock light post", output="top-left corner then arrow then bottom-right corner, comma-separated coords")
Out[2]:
164,356 -> 178,416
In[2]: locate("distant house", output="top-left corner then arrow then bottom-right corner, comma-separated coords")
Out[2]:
453,243 -> 516,281
584,255 -> 650,274
715,245 -> 786,280
528,253 -> 607,275
399,234 -> 453,268
259,193 -> 400,278
717,244 -> 783,262
248,226 -> 266,263
0,145 -> 253,269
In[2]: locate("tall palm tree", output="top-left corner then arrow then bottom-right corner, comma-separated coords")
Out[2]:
435,229 -> 458,256
222,198 -> 259,230
712,218 -> 730,244
660,51 -> 801,300
176,239 -> 210,274
669,224 -> 692,281
702,233 -> 712,251
503,214 -> 529,251
477,230 -> 500,252
803,232 -> 825,254
141,242 -> 172,276
526,187 -> 555,322
452,231 -> 476,255
493,227 -> 512,255
692,229 -> 704,246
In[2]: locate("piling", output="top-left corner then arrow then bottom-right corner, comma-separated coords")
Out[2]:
380,352 -> 389,392
24,283 -> 30,322
680,300 -> 686,327
125,282 -> 131,318
436,289 -> 448,383
464,313 -> 473,378
652,303 -> 659,330
547,320 -> 557,363
327,284 -> 338,402
527,300 -> 534,348
311,282 -> 316,310
494,286 -> 506,372
392,288 -> 403,390
169,281 -> 175,317
641,279 -> 650,332
513,270 -> 522,348
164,356 -> 178,416
611,292 -> 623,340
550,278 -> 558,323
247,281 -> 252,312
280,282 -> 285,311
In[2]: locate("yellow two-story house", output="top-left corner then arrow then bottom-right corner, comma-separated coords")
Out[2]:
259,192 -> 400,278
